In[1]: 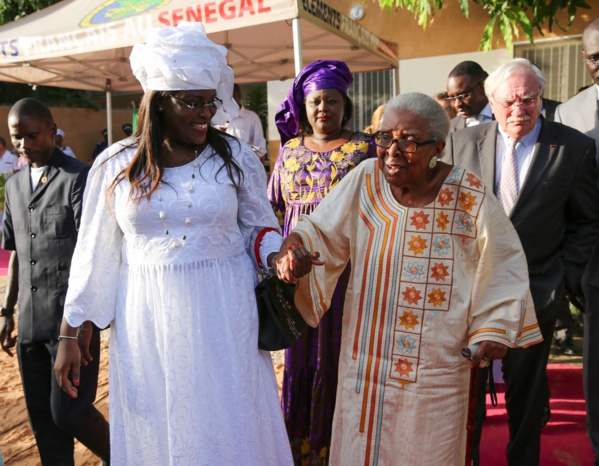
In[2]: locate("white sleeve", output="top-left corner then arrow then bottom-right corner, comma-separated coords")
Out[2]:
233,140 -> 281,269
63,146 -> 129,328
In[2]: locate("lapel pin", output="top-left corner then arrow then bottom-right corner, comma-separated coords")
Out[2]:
41,176 -> 48,183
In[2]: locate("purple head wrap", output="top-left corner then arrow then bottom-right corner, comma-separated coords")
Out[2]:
275,60 -> 354,146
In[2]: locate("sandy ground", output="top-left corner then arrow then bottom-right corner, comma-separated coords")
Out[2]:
0,275 -> 285,465
0,329 -> 110,465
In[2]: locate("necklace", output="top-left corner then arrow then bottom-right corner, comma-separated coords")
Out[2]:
156,147 -> 200,249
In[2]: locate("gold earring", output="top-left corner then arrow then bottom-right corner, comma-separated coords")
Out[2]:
428,156 -> 438,170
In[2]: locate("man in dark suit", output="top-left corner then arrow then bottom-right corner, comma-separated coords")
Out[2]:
542,98 -> 561,122
446,61 -> 493,132
555,16 -> 599,465
444,58 -> 599,466
0,98 -> 110,465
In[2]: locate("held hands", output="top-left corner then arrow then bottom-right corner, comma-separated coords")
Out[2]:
471,340 -> 509,369
0,316 -> 16,357
54,339 -> 82,399
271,233 -> 324,284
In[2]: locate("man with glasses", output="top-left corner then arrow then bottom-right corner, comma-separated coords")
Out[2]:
444,58 -> 599,466
446,61 -> 492,132
555,16 -> 599,466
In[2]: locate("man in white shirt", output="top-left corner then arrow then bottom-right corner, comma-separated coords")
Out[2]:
446,61 -> 493,133
55,128 -> 77,158
0,137 -> 19,175
225,84 -> 267,160
0,136 -> 20,228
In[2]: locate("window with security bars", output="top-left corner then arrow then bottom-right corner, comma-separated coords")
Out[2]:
515,37 -> 591,103
346,69 -> 396,133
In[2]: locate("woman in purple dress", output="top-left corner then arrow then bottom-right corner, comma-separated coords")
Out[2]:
268,60 -> 375,465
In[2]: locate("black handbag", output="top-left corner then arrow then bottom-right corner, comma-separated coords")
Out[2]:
255,275 -> 307,351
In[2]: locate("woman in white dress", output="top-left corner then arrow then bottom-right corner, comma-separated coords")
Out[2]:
54,22 -> 293,465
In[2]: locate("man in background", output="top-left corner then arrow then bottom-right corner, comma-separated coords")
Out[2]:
446,61 -> 492,132
433,91 -> 457,119
55,129 -> 76,158
0,137 -> 19,175
0,136 -> 20,233
122,123 -> 133,137
91,128 -> 108,160
555,16 -> 599,465
224,84 -> 267,160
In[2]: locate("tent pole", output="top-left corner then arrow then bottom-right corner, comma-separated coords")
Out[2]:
292,18 -> 303,76
106,79 -> 113,146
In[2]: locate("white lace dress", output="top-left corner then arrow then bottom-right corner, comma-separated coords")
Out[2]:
64,139 -> 292,465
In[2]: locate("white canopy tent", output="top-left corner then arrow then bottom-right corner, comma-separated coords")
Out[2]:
0,0 -> 398,142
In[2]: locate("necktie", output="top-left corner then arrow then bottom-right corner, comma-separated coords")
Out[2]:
497,137 -> 519,215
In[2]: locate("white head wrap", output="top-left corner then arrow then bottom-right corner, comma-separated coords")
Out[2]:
56,128 -> 65,137
130,22 -> 238,116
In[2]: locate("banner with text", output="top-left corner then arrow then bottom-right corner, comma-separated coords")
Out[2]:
0,0 -> 298,61
299,0 -> 398,64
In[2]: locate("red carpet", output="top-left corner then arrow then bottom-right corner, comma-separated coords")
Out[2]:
0,247 -> 10,276
480,363 -> 593,465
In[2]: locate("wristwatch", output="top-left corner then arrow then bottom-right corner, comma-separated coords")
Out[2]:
1,307 -> 14,317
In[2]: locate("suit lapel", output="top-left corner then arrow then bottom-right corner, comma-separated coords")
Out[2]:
477,122 -> 498,189
18,165 -> 33,198
581,88 -> 598,132
511,121 -> 557,217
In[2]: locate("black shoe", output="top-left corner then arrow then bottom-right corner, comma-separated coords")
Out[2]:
541,405 -> 551,428
556,337 -> 577,356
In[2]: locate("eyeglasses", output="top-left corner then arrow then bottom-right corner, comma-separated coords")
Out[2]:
373,132 -> 437,152
583,53 -> 599,67
445,81 -> 484,103
492,94 -> 540,109
170,95 -> 223,112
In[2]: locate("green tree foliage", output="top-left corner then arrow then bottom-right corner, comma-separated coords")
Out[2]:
244,84 -> 268,137
0,0 -> 61,24
376,0 -> 591,51
0,0 -> 103,108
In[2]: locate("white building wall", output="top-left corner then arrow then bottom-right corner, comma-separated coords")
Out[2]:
398,49 -> 511,95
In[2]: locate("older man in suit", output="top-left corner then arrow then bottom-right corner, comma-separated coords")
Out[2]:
555,16 -> 599,465
444,58 -> 599,466
446,61 -> 493,132
0,98 -> 110,465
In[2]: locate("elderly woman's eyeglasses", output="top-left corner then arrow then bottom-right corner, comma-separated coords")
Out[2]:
445,81 -> 484,103
170,95 -> 223,112
492,94 -> 540,109
373,132 -> 437,152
